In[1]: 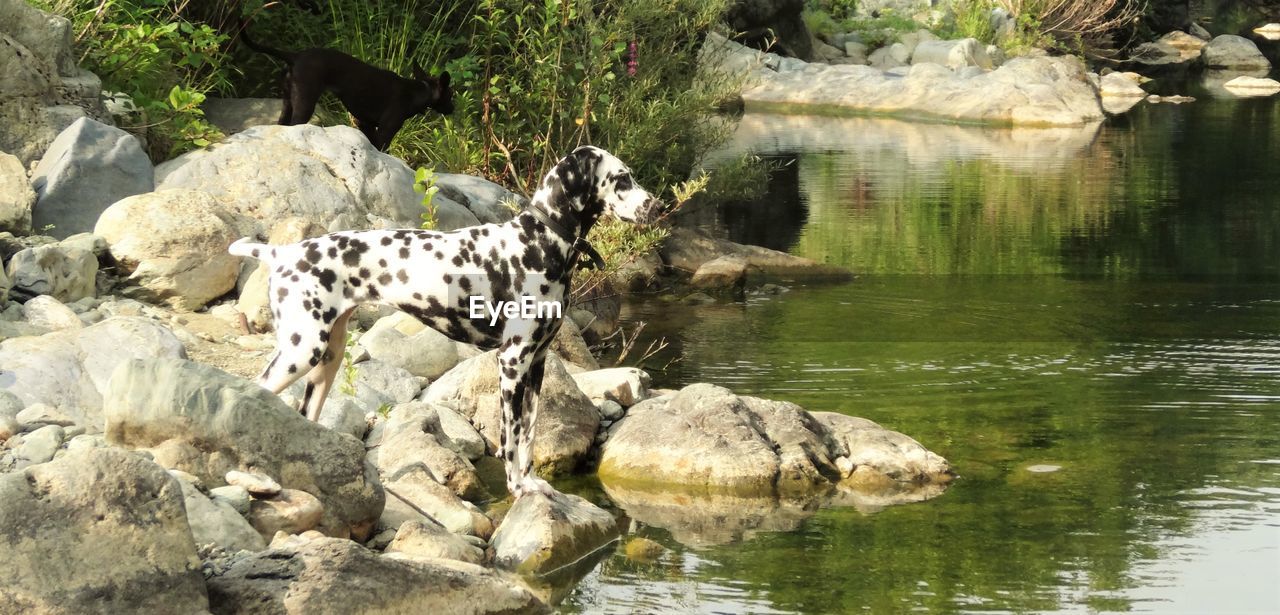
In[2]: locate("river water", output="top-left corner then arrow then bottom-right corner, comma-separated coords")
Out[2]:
560,84 -> 1280,613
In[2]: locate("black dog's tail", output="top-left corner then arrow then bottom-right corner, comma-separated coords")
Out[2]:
237,18 -> 297,64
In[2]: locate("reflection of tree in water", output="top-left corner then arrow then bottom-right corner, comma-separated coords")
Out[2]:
676,155 -> 808,253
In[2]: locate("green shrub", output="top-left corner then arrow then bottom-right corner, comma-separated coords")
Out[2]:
35,0 -> 233,159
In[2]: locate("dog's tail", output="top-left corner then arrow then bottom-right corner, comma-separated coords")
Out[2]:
237,19 -> 297,64
228,237 -> 276,261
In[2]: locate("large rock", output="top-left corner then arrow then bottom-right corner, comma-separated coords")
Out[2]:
423,351 -> 600,477
155,124 -> 480,234
570,367 -> 650,407
704,33 -> 1105,126
0,0 -> 111,166
599,383 -> 951,496
95,189 -> 242,309
30,118 -> 153,239
433,172 -> 524,224
205,537 -> 546,614
4,240 -> 96,302
0,447 -> 209,613
0,317 -> 185,428
660,226 -> 851,282
103,358 -> 384,538
1099,71 -> 1148,97
911,38 -> 992,70
1157,30 -> 1208,61
490,490 -> 618,575
0,151 -> 33,234
1128,41 -> 1188,68
1202,34 -> 1271,70
200,97 -> 284,135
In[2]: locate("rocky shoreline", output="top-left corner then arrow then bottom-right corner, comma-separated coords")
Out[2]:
0,2 -> 952,610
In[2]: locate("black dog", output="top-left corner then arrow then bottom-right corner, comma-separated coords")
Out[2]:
239,24 -> 453,151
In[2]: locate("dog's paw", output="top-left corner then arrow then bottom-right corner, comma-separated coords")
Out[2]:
513,476 -> 557,498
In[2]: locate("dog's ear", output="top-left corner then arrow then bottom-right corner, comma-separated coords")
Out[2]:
438,71 -> 451,88
568,146 -> 602,200
412,61 -> 428,82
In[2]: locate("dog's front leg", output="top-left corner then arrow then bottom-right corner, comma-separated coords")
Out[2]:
371,111 -> 407,151
514,355 -> 554,497
496,339 -> 555,498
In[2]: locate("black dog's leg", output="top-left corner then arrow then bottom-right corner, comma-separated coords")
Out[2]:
277,73 -> 294,125
286,77 -> 321,125
371,111 -> 408,151
352,116 -> 380,148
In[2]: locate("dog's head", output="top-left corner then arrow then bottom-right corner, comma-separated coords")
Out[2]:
543,146 -> 662,232
411,63 -> 453,116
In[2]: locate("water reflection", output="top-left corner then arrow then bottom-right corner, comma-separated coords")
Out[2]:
563,103 -> 1280,613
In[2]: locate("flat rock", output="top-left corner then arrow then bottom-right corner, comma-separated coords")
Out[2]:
661,227 -> 851,282
226,469 -> 282,496
0,447 -> 208,612
385,519 -> 486,564
200,97 -> 284,135
380,463 -> 494,539
490,490 -> 618,575
600,383 -> 952,497
369,414 -> 486,502
690,255 -> 748,289
30,118 -> 153,239
703,33 -> 1103,126
104,358 -> 384,539
15,402 -> 76,427
205,537 -> 546,614
358,322 -> 460,380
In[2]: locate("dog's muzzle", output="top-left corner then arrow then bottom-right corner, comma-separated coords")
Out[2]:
634,198 -> 663,224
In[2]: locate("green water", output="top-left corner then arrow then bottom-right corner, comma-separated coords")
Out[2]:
561,92 -> 1280,613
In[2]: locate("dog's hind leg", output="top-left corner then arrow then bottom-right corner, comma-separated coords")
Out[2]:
285,77 -> 320,125
299,308 -> 353,422
257,320 -> 334,410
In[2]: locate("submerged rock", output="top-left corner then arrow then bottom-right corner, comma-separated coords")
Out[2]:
661,227 -> 851,283
490,490 -> 618,576
103,358 -> 384,539
0,447 -> 209,613
205,537 -> 546,614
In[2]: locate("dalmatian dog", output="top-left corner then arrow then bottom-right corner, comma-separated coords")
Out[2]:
229,146 -> 661,497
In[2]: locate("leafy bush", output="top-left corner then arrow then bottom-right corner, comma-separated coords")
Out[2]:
35,0 -> 233,159
994,0 -> 1143,53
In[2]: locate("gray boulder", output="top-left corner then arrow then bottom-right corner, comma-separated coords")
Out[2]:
570,367 -> 650,407
4,240 -> 97,302
0,423 -> 63,471
205,537 -> 546,614
0,317 -> 185,428
21,294 -> 82,331
0,151 -> 33,234
434,172 -> 524,224
1129,41 -> 1187,68
175,476 -> 267,552
491,490 -> 618,575
30,118 -> 153,239
103,358 -> 384,539
358,317 -> 460,380
599,383 -> 951,496
0,447 -> 209,613
95,189 -> 242,310
155,124 -> 480,234
1202,34 -> 1270,70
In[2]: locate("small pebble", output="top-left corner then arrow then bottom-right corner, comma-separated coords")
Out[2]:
1027,464 -> 1062,473
624,537 -> 667,563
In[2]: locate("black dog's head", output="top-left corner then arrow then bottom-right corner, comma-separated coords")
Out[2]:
538,146 -> 662,235
411,63 -> 453,116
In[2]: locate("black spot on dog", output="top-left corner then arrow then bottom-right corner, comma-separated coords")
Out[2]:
323,307 -> 338,323
358,268 -> 371,279
343,250 -> 362,267
397,270 -> 409,283
305,245 -> 323,264
377,272 -> 392,285
442,274 -> 452,283
399,247 -> 410,259
451,255 -> 464,267
328,247 -> 338,258
379,259 -> 387,268
381,236 -> 393,246
277,287 -> 290,301
316,270 -> 337,292
290,333 -> 301,346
